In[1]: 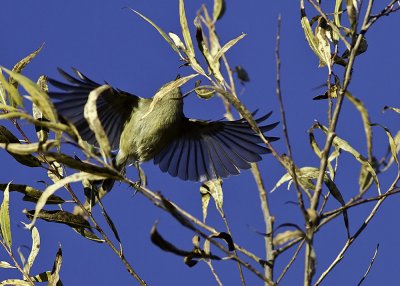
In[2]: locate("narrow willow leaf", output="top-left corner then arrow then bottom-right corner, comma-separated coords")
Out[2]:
315,19 -> 332,70
84,85 -> 112,162
25,210 -> 92,229
145,74 -> 198,117
383,105 -> 400,114
72,227 -> 104,243
34,75 -> 49,143
0,70 -> 23,107
194,87 -> 215,99
0,183 -> 65,204
0,279 -> 32,285
19,222 -> 40,275
324,177 -> 350,238
48,161 -> 63,184
168,32 -> 186,50
0,140 -> 57,156
0,261 -> 15,269
202,179 -> 223,213
179,0 -> 205,75
235,65 -> 250,84
333,0 -> 343,43
345,91 -> 372,159
0,125 -> 42,167
27,172 -> 105,228
45,152 -> 119,178
0,74 -> 6,105
208,232 -> 234,251
0,183 -> 12,248
194,17 -> 224,84
213,0 -> 226,21
199,185 -> 211,223
48,246 -> 62,286
372,124 -> 399,170
316,123 -> 380,193
273,230 -> 304,247
2,68 -> 57,123
346,0 -> 357,32
300,12 -> 321,64
214,34 -> 246,62
130,9 -> 181,55
96,195 -> 121,244
10,43 -> 45,87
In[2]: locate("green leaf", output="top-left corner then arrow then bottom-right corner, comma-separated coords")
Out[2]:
83,85 -> 112,162
20,222 -> 40,275
33,75 -> 50,143
0,183 -> 12,248
0,279 -> 32,285
213,0 -> 226,21
179,0 -> 205,75
0,261 -> 15,269
383,105 -> 400,114
214,33 -> 246,63
0,70 -> 23,107
345,91 -> 372,160
273,230 -> 304,247
48,246 -> 62,286
25,210 -> 92,229
26,172 -> 106,228
129,8 -> 181,56
10,43 -> 44,88
201,179 -> 223,213
0,183 -> 65,204
2,68 -> 57,123
0,125 -> 42,167
333,0 -> 343,43
200,187 -> 210,223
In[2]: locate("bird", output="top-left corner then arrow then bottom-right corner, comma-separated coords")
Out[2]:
47,68 -> 279,183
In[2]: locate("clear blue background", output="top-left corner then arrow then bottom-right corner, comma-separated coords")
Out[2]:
1,1 -> 399,285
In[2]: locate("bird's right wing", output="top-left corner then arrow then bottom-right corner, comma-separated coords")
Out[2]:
48,68 -> 140,149
154,112 -> 279,182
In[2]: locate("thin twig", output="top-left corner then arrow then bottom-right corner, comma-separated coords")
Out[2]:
276,239 -> 305,284
357,244 -> 379,286
206,261 -> 224,286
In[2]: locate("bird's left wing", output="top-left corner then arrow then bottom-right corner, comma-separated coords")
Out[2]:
48,68 -> 140,149
154,112 -> 279,182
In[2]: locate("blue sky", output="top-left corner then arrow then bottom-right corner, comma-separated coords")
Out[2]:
1,1 -> 400,285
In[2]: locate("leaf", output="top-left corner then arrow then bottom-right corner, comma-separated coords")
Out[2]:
199,185 -> 211,223
193,17 -> 224,84
0,70 -> 23,107
129,9 -> 181,55
300,12 -> 320,64
0,125 -> 42,167
168,32 -> 186,50
25,210 -> 92,229
273,230 -> 304,247
372,124 -> 399,171
45,152 -> 120,178
26,172 -> 105,228
10,43 -> 45,88
213,0 -> 226,21
0,261 -> 15,269
2,68 -> 57,123
201,179 -> 223,213
179,0 -> 205,75
72,227 -> 104,243
333,0 -> 343,43
346,0 -> 357,32
0,183 -> 65,204
48,246 -> 62,286
144,74 -> 198,117
33,75 -> 49,143
315,18 -> 332,70
383,105 -> 400,114
345,91 -> 372,160
214,34 -> 246,63
0,183 -> 12,248
235,65 -> 250,84
0,279 -> 32,285
84,85 -> 112,162
20,222 -> 40,275
315,123 -> 380,194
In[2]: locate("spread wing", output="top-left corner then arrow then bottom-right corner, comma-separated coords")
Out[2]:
154,112 -> 279,182
47,68 -> 139,149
